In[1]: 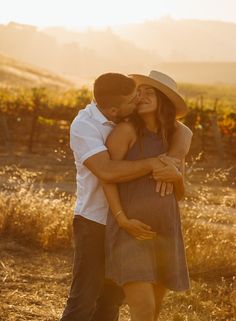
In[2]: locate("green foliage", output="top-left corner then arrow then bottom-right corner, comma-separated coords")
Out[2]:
0,84 -> 235,140
179,83 -> 236,113
0,86 -> 92,120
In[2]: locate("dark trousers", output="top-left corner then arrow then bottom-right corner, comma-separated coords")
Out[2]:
60,215 -> 124,321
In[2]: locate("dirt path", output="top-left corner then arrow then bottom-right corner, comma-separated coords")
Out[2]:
1,238 -> 235,321
0,239 -> 73,321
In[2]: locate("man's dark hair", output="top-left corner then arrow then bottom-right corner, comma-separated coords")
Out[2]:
93,73 -> 136,109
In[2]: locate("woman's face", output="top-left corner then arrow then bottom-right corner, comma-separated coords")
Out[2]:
136,85 -> 158,114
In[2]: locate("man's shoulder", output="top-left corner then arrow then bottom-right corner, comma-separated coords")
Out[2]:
71,105 -> 96,130
176,120 -> 193,137
73,105 -> 91,122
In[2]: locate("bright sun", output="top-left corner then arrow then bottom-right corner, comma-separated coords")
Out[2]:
1,0 -> 236,28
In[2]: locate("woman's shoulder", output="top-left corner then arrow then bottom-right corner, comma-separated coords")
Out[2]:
115,120 -> 136,134
107,121 -> 136,145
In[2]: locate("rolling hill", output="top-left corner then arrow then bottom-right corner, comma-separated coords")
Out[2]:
1,20 -> 236,84
0,52 -> 73,88
113,18 -> 236,62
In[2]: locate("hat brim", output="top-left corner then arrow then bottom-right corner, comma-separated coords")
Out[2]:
129,74 -> 187,118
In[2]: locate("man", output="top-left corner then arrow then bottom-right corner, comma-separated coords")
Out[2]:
60,72 -> 192,321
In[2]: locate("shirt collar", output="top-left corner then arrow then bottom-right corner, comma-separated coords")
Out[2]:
89,103 -> 116,126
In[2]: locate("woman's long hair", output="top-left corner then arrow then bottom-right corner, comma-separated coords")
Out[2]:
130,88 -> 176,150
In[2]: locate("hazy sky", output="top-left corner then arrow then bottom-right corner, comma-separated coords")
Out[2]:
1,0 -> 236,28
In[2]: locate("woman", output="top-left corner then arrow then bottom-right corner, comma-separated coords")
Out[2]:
103,71 -> 190,321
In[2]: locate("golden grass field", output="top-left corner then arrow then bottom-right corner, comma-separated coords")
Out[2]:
0,152 -> 235,321
0,31 -> 236,321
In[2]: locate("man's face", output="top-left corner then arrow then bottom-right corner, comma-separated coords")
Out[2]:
116,88 -> 138,119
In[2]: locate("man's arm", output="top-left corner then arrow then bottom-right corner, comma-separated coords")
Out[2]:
84,150 -> 163,183
84,122 -> 180,184
168,121 -> 193,159
154,121 -> 192,196
72,119 -> 181,184
71,119 -> 161,183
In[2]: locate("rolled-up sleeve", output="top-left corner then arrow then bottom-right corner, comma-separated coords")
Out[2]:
70,119 -> 107,164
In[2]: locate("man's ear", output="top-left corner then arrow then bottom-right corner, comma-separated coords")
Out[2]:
109,107 -> 119,117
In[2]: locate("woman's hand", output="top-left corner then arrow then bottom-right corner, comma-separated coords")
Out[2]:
116,215 -> 156,240
155,181 -> 173,196
153,155 -> 186,201
154,154 -> 182,196
152,157 -> 182,183
152,163 -> 182,183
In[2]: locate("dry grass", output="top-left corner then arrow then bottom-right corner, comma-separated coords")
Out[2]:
0,166 -> 74,250
0,162 -> 236,320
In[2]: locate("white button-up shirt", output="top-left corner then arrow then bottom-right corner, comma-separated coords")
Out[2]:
70,103 -> 116,225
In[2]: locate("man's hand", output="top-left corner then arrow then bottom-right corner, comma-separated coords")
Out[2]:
117,215 -> 156,240
159,154 -> 181,170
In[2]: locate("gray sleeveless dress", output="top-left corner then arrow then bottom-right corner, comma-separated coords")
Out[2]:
105,128 -> 190,291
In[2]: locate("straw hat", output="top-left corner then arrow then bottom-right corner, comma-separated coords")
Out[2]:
129,70 -> 187,118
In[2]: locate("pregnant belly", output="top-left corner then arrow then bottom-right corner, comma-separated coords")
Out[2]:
120,183 -> 178,233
